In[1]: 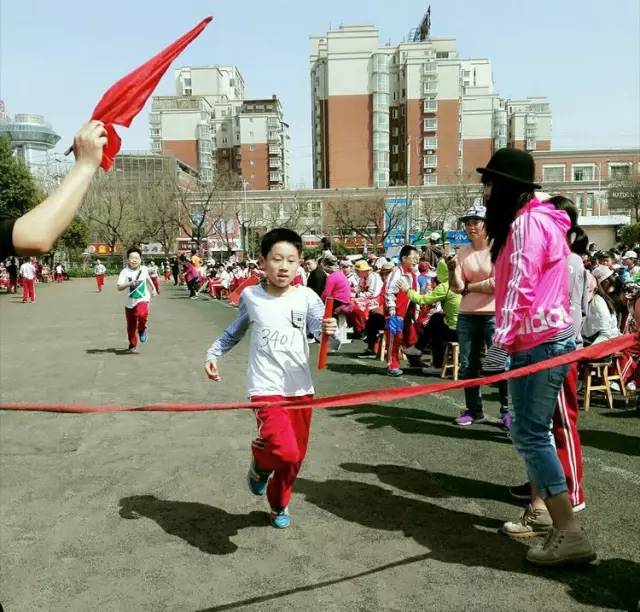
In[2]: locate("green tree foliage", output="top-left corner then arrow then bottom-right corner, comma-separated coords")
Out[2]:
620,223 -> 640,247
55,216 -> 90,255
0,135 -> 40,216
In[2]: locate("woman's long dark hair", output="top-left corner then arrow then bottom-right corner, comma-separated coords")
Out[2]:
483,178 -> 533,262
546,195 -> 589,256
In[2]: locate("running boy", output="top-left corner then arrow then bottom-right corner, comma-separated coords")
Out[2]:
116,247 -> 156,353
94,259 -> 106,292
204,228 -> 338,529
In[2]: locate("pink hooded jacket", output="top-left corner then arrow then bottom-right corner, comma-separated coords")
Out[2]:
493,198 -> 573,354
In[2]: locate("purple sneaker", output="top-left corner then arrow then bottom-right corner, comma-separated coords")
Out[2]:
454,410 -> 485,426
501,411 -> 512,431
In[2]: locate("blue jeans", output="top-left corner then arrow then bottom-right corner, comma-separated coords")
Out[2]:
509,338 -> 575,498
457,313 -> 510,415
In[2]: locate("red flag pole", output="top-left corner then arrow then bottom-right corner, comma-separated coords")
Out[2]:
317,297 -> 334,370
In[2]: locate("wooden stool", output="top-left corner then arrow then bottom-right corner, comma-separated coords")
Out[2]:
582,360 -> 614,411
441,342 -> 460,380
377,330 -> 386,362
606,353 -> 627,398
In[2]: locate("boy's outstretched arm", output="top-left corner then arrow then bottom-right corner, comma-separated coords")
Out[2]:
204,296 -> 250,381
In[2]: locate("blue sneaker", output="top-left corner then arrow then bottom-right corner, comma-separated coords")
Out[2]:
387,368 -> 403,377
139,329 -> 148,343
270,507 -> 291,529
247,458 -> 271,496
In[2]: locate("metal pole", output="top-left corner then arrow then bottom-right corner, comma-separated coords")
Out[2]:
242,180 -> 247,254
405,136 -> 411,243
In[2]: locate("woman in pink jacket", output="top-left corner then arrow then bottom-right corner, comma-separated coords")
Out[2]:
478,148 -> 595,567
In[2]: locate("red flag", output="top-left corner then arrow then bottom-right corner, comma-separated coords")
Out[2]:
90,16 -> 213,170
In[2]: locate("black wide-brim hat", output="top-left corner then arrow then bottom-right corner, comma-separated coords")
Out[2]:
477,147 -> 541,189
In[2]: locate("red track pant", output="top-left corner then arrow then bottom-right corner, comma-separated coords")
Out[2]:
386,317 -> 419,371
125,302 -> 149,347
21,278 -> 36,302
250,394 -> 313,511
552,364 -> 584,508
151,276 -> 160,294
95,274 -> 105,292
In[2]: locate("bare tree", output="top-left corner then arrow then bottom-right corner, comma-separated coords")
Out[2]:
177,171 -> 242,252
327,192 -> 404,250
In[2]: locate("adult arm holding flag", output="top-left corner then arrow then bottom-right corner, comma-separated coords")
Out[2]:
0,121 -> 107,260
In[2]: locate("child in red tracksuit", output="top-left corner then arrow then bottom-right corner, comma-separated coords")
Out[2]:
385,244 -> 421,376
204,228 -> 338,529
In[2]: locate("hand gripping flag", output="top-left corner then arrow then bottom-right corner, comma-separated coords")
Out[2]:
87,16 -> 213,170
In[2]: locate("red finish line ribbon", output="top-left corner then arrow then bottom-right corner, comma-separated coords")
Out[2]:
1,334 -> 637,414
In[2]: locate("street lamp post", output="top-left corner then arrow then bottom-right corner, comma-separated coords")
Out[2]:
241,179 -> 248,255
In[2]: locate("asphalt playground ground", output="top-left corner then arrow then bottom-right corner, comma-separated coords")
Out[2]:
1,278 -> 639,611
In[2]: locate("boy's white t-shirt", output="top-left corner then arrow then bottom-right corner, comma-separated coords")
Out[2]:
94,263 -> 106,275
19,262 -> 36,280
117,265 -> 151,308
206,284 -> 331,397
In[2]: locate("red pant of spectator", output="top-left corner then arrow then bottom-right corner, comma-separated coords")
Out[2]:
552,364 -> 584,509
151,276 -> 160,294
250,395 -> 313,511
125,302 -> 149,347
95,274 -> 105,292
55,273 -> 63,283
163,269 -> 171,281
21,278 -> 36,302
386,314 -> 419,371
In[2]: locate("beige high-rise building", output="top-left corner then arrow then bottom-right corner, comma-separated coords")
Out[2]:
150,65 -> 289,189
310,21 -> 551,188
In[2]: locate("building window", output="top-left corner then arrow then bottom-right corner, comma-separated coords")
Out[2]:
586,192 -> 594,216
249,145 -> 255,151
423,137 -> 437,150
423,155 -> 437,168
572,164 -> 594,181
150,128 -> 160,137
423,98 -> 437,112
436,51 -> 449,58
223,137 -> 228,144
609,163 -> 631,180
270,172 -> 281,182
184,88 -> 192,96
392,127 -> 399,137
574,193 -> 584,214
423,174 -> 437,186
392,144 -> 399,154
250,160 -> 255,166
423,118 -> 437,131
392,109 -> 398,119
249,131 -> 254,137
542,165 -> 565,182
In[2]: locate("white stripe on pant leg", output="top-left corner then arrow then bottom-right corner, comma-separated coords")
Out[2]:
557,386 -> 579,506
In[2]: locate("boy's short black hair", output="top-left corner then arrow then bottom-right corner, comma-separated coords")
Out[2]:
127,246 -> 142,257
399,244 -> 417,259
261,228 -> 302,257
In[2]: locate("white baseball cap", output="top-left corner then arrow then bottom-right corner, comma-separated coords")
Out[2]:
622,250 -> 637,260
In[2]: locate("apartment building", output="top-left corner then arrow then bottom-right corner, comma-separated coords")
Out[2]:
310,23 -> 552,189
150,65 -> 289,189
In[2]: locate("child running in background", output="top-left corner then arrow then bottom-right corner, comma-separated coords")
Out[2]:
204,228 -> 338,529
116,247 -> 157,353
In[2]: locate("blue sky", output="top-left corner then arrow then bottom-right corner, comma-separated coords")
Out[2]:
1,0 -> 638,187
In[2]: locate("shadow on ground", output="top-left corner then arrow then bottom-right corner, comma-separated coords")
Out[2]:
86,348 -> 132,356
190,475 -> 638,611
340,461 -> 519,505
118,495 -> 267,555
331,404 -> 510,445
